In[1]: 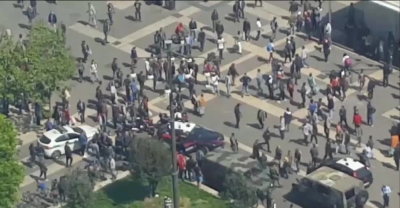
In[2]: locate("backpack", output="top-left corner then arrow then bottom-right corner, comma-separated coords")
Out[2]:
267,43 -> 274,52
178,74 -> 185,83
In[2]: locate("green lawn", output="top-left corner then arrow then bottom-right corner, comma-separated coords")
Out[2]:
94,176 -> 229,208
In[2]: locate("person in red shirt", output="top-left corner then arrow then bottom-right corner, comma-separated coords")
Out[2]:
353,113 -> 363,147
177,153 -> 187,179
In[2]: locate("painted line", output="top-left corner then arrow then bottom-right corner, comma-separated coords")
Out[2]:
381,106 -> 400,123
177,5 -> 202,17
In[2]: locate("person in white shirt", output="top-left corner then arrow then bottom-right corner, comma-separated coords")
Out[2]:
109,157 -> 116,180
301,46 -> 309,68
235,31 -> 242,54
255,18 -> 262,40
217,36 -> 225,59
87,3 -> 97,27
225,73 -> 232,98
90,60 -> 99,82
144,58 -> 150,77
211,74 -> 220,95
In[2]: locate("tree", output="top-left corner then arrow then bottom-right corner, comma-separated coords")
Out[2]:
0,35 -> 30,113
65,168 -> 96,208
0,114 -> 24,208
130,138 -> 172,197
220,169 -> 258,208
25,21 -> 75,106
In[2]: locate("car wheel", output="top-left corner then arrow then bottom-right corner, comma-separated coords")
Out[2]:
201,146 -> 209,155
355,190 -> 369,207
51,151 -> 61,159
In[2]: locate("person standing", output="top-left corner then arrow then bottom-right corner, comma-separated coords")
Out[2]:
79,132 -> 88,157
134,0 -> 141,21
26,6 -> 35,25
76,99 -> 86,123
261,128 -> 271,152
270,17 -> 278,40
198,28 -> 205,52
324,116 -> 331,139
323,140 -> 333,160
39,162 -> 48,180
283,108 -> 292,131
255,18 -> 262,41
381,185 -> 392,208
243,18 -> 251,42
109,157 -> 116,180
87,3 -> 97,27
34,103 -> 42,126
257,109 -> 267,129
284,39 -> 293,63
103,19 -> 110,44
47,11 -> 57,29
217,36 -> 225,60
240,73 -> 251,97
211,9 -> 219,33
229,133 -> 239,152
303,122 -> 312,146
366,101 -> 376,127
81,40 -> 90,63
322,37 -> 331,62
225,73 -> 232,98
300,82 -> 307,108
310,144 -> 319,167
310,121 -> 318,145
77,59 -> 85,82
256,69 -> 263,93
107,3 -> 114,25
234,103 -> 242,129
300,46 -> 309,68
266,39 -> 275,63
339,106 -> 348,128
64,143 -> 73,167
279,116 -> 285,140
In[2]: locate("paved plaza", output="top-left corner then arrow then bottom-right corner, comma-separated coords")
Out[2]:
0,1 -> 398,207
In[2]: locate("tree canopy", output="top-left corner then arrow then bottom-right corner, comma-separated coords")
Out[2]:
129,137 -> 172,197
0,114 -> 24,208
0,21 -> 75,106
65,168 -> 96,208
220,169 -> 258,208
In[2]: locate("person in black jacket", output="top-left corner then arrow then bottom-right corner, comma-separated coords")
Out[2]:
234,103 -> 242,128
77,99 -> 86,123
197,28 -> 205,52
261,128 -> 271,152
189,18 -> 197,39
211,9 -> 219,33
323,140 -> 333,160
243,18 -> 251,41
111,104 -> 119,128
64,143 -> 73,167
284,39 -> 292,63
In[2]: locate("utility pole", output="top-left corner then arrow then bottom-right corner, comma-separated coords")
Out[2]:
165,39 -> 180,208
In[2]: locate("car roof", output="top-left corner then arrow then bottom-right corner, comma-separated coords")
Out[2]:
306,166 -> 364,191
174,121 -> 196,132
76,125 -> 97,133
335,157 -> 365,171
43,126 -> 74,140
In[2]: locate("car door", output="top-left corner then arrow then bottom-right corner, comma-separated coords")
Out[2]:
55,135 -> 70,154
67,133 -> 80,151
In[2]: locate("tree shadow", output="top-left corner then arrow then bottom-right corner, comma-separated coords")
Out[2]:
101,177 -> 149,204
9,115 -> 44,135
18,23 -> 31,30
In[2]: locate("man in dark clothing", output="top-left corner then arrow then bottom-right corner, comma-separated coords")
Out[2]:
64,143 -> 73,167
310,144 -> 319,167
188,18 -> 197,39
240,73 -> 251,97
103,19 -> 110,44
294,54 -> 302,84
137,71 -> 145,96
300,82 -> 307,108
134,0 -> 141,21
34,103 -> 42,126
323,140 -> 333,160
383,63 -> 390,87
323,38 -> 331,62
339,106 -> 348,127
367,79 -> 375,100
77,99 -> 86,123
257,109 -> 267,129
340,77 -> 348,100
211,9 -> 219,33
394,145 -> 400,171
111,104 -> 119,129
261,128 -> 271,152
197,28 -> 205,52
310,121 -> 318,144
39,162 -> 48,180
284,39 -> 292,63
234,103 -> 242,129
243,18 -> 251,41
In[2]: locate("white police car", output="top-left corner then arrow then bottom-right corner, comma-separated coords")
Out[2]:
38,125 -> 98,158
311,157 -> 373,188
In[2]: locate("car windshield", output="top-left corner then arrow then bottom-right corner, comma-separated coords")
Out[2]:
55,126 -> 68,134
188,126 -> 220,141
39,135 -> 51,144
72,127 -> 84,134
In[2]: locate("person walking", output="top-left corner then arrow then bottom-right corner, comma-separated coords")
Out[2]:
283,108 -> 292,131
234,103 -> 242,129
257,109 -> 267,129
225,73 -> 232,98
323,140 -> 333,160
279,116 -> 285,140
366,101 -> 376,127
39,162 -> 48,180
77,99 -> 86,123
109,157 -> 116,180
294,148 -> 302,173
90,60 -> 99,83
64,143 -> 73,167
381,185 -> 392,208
79,132 -> 88,157
47,11 -> 57,29
87,3 -> 97,27
211,9 -> 219,33
261,128 -> 271,152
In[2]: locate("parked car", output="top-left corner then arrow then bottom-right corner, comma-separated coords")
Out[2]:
160,121 -> 225,154
38,125 -> 98,158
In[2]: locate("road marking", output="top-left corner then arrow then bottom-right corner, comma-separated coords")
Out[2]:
381,106 -> 400,123
178,5 -> 202,17
106,1 -> 136,10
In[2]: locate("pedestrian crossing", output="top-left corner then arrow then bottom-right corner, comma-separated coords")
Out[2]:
382,106 -> 400,123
